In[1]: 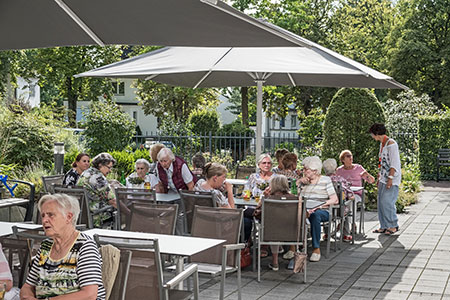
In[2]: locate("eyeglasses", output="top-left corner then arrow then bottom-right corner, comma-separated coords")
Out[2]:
136,167 -> 146,170
344,154 -> 352,158
260,162 -> 272,165
103,165 -> 113,170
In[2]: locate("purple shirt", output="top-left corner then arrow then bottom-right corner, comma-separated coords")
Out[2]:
335,164 -> 366,196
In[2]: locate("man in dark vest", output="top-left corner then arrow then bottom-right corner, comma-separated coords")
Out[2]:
155,148 -> 197,193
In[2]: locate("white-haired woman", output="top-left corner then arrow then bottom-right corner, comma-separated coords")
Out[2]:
246,154 -> 274,198
20,194 -> 105,300
77,152 -> 117,228
126,158 -> 158,189
155,148 -> 197,193
301,156 -> 338,262
323,158 -> 355,242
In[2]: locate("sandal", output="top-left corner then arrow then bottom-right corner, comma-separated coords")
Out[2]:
373,228 -> 386,233
385,227 -> 399,235
260,249 -> 269,258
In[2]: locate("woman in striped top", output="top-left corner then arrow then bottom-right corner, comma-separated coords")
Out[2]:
20,194 -> 105,300
300,156 -> 338,262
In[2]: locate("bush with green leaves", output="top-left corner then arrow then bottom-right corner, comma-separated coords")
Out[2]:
12,162 -> 50,201
82,100 -> 136,155
0,104 -> 64,170
217,120 -> 254,161
188,109 -> 220,135
384,90 -> 438,161
297,107 -> 325,157
108,149 -> 152,179
418,111 -> 450,179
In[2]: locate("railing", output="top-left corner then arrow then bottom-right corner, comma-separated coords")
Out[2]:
133,132 -> 302,164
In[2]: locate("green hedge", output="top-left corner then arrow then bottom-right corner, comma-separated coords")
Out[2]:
418,115 -> 450,179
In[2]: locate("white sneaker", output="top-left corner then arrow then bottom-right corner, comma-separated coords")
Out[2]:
309,253 -> 321,262
283,250 -> 295,260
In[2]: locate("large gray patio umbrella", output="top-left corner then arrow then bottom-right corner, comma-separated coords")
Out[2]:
77,42 -> 407,158
0,0 -> 305,50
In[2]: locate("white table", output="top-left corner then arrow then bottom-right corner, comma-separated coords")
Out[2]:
84,228 -> 225,289
155,192 -> 181,202
0,221 -> 42,237
234,197 -> 325,210
225,179 -> 247,186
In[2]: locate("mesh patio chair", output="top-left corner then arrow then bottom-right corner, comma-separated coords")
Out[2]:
93,234 -> 199,300
235,164 -> 256,179
115,187 -> 157,230
189,206 -> 244,300
53,185 -> 89,226
41,175 -> 64,194
0,237 -> 33,288
128,203 -> 178,235
100,247 -> 132,300
83,190 -> 117,229
179,190 -> 215,234
257,195 -> 307,282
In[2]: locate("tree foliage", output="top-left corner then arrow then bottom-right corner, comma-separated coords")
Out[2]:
188,109 -> 221,135
387,0 -> 450,107
322,88 -> 385,173
82,100 -> 136,155
12,46 -> 122,125
135,79 -> 219,123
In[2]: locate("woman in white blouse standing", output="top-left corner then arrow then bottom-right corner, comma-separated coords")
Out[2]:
369,123 -> 401,236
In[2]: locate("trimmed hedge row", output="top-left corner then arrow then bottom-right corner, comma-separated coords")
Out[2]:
418,115 -> 450,179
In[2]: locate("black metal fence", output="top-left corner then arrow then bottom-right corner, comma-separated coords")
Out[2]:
133,132 -> 302,164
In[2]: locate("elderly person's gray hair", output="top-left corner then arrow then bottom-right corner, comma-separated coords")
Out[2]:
256,153 -> 272,166
38,194 -> 80,226
302,156 -> 322,174
322,158 -> 337,176
269,175 -> 290,195
91,152 -> 116,169
157,147 -> 175,162
135,158 -> 151,170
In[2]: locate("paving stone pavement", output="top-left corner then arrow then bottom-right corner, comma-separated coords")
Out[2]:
198,181 -> 450,299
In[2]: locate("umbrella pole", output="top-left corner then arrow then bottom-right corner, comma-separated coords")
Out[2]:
255,80 -> 264,159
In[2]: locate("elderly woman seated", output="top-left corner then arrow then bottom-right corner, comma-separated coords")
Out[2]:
246,154 -> 274,198
126,158 -> 158,189
20,194 -> 105,300
300,156 -> 338,262
194,162 -> 234,208
77,152 -> 117,228
155,148 -> 197,193
323,158 -> 355,242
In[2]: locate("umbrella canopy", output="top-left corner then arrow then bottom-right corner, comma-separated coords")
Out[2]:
0,0 -> 305,50
77,28 -> 407,158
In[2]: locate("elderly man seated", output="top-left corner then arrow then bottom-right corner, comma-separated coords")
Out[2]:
155,148 -> 197,193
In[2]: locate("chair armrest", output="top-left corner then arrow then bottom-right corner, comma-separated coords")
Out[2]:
163,264 -> 198,289
223,243 -> 245,251
92,205 -> 114,215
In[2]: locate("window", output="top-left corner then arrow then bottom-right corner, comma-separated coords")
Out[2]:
112,81 -> 125,96
133,111 -> 138,122
280,117 -> 285,128
291,115 -> 297,128
272,117 -> 276,129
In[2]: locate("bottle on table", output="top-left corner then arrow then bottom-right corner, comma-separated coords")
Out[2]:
144,176 -> 151,190
290,179 -> 297,195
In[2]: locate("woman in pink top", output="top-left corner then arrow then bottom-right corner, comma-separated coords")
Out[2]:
336,150 -> 375,203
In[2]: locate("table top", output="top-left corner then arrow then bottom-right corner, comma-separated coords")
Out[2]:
0,198 -> 29,208
0,221 -> 42,237
226,179 -> 247,186
350,186 -> 364,192
155,192 -> 181,202
84,228 -> 225,257
234,197 -> 325,210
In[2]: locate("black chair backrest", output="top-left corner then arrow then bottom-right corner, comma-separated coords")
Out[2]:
115,187 -> 157,230
41,175 -> 64,194
53,185 -> 88,225
179,190 -> 215,234
128,203 -> 178,235
0,237 -> 33,288
235,164 -> 256,179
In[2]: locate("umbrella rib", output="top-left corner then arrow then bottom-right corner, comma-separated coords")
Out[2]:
194,47 -> 233,88
54,0 -> 105,46
145,74 -> 159,81
287,73 -> 296,86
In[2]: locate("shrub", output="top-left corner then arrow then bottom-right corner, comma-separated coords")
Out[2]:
418,112 -> 450,179
188,109 -> 220,135
82,100 -> 136,155
384,90 -> 438,162
12,162 -> 50,201
297,107 -> 325,156
109,150 -> 136,178
217,120 -> 254,162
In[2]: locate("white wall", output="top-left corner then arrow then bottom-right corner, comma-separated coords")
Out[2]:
15,77 -> 40,108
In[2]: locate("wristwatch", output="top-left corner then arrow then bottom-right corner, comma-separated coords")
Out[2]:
387,175 -> 394,179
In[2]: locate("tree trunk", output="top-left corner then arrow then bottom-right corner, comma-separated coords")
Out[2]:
66,77 -> 77,127
241,87 -> 249,127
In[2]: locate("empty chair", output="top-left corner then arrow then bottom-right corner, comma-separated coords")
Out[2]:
190,206 -> 244,300
257,196 -> 307,282
179,190 -> 215,234
41,175 -> 64,194
128,203 -> 178,235
99,245 -> 132,300
93,234 -> 199,300
53,185 -> 89,226
0,237 -> 33,288
235,164 -> 256,179
115,187 -> 157,230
